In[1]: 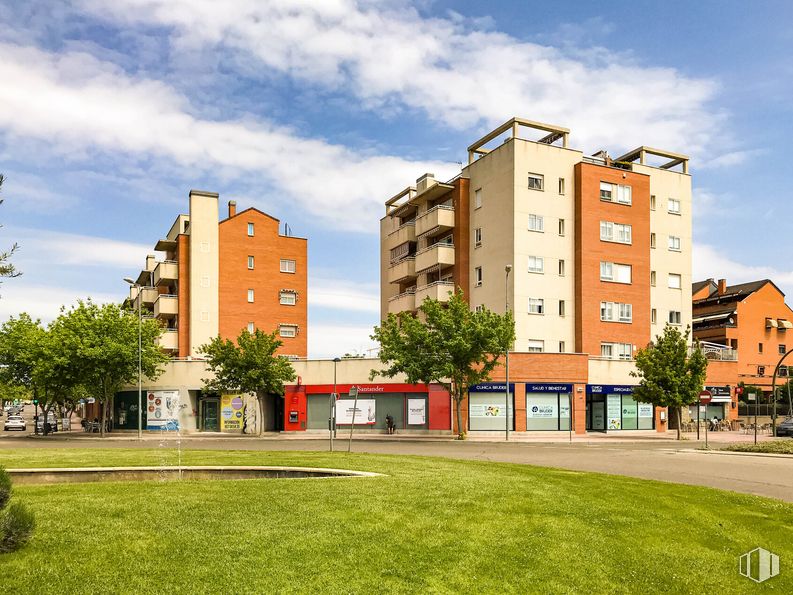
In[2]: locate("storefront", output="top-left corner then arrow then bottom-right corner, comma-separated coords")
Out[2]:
468,383 -> 514,431
688,385 -> 732,421
525,384 -> 572,431
293,383 -> 449,432
586,385 -> 654,431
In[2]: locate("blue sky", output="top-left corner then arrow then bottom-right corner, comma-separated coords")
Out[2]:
1,1 -> 792,357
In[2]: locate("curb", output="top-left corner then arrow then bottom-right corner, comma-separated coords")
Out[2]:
688,449 -> 793,460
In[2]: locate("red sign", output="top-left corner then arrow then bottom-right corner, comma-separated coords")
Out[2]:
699,389 -> 712,404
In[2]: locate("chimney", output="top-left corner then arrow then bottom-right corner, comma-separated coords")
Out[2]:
228,200 -> 237,218
717,279 -> 727,295
146,254 -> 156,272
415,173 -> 436,194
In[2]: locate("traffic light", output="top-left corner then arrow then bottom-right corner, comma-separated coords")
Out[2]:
32,398 -> 38,405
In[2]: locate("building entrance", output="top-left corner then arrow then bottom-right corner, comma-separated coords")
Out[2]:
586,395 -> 606,431
202,399 -> 219,432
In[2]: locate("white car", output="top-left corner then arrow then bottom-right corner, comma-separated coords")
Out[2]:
3,415 -> 26,431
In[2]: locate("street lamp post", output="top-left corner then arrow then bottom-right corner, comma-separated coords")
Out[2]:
123,277 -> 143,441
330,357 -> 341,452
505,264 -> 512,442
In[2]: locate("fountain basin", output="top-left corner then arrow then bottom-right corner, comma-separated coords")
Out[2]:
7,466 -> 382,485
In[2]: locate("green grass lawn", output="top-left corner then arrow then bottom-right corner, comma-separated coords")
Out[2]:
1,447 -> 791,593
722,440 -> 793,455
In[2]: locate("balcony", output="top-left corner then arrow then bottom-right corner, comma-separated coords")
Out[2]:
416,205 -> 454,237
415,243 -> 455,273
132,287 -> 158,311
386,221 -> 416,250
415,281 -> 454,304
691,342 -> 738,362
158,329 -> 179,352
153,260 -> 178,286
388,290 -> 416,314
154,294 -> 178,319
388,257 -> 416,284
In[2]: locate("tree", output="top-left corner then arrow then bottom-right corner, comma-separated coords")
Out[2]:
631,325 -> 708,440
0,174 -> 21,286
200,328 -> 296,436
371,290 -> 514,439
52,301 -> 169,437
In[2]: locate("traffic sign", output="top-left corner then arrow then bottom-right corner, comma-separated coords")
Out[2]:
698,389 -> 712,404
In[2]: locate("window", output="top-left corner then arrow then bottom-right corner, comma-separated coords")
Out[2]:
200,241 -> 210,253
650,195 -> 656,210
475,266 -> 483,286
527,339 -> 544,352
758,342 -> 764,353
650,271 -> 656,286
600,302 -> 632,323
668,273 -> 682,289
247,255 -> 254,269
247,289 -> 255,303
280,291 -> 296,306
558,259 -> 565,277
474,305 -> 484,313
200,311 -> 209,322
600,261 -> 632,284
650,232 -> 656,249
559,300 -> 566,317
668,235 -> 681,251
558,219 -> 565,236
474,227 -> 482,247
558,177 -> 565,195
528,256 -> 544,274
668,198 -> 681,214
247,322 -> 255,333
280,259 -> 296,273
651,308 -> 657,324
600,221 -> 632,244
528,298 -> 544,315
780,344 -> 787,355
601,342 -> 632,360
528,214 -> 544,232
528,173 -> 544,191
600,182 -> 632,205
668,311 -> 682,325
559,341 -> 565,353
475,188 -> 482,209
279,324 -> 297,338
247,222 -> 254,236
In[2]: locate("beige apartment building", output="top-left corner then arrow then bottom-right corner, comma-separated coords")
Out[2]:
381,117 -> 692,357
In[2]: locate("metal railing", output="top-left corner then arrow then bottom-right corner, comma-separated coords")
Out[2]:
691,341 -> 738,361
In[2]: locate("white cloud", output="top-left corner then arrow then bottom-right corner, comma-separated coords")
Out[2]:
308,323 -> 378,359
698,149 -> 763,170
80,0 -> 726,157
0,282 -> 121,322
309,278 -> 380,313
693,243 -> 793,296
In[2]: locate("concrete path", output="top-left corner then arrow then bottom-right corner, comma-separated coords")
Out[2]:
2,434 -> 792,502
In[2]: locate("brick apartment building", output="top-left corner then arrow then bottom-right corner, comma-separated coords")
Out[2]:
127,190 -> 307,359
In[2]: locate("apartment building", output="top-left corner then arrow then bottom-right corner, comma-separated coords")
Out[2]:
381,117 -> 692,357
693,278 -> 793,396
127,190 -> 307,360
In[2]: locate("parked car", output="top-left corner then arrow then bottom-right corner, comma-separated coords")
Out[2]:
776,416 -> 793,437
4,415 -> 26,431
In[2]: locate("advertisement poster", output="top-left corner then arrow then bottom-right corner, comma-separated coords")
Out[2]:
407,399 -> 426,425
470,403 -> 505,417
221,394 -> 245,432
638,403 -> 654,418
146,390 -> 180,431
336,399 -> 376,425
527,399 -> 556,418
607,394 -> 622,430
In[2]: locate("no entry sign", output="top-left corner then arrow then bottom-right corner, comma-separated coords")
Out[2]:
699,389 -> 712,404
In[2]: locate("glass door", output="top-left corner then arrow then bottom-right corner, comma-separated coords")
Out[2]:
203,400 -> 219,432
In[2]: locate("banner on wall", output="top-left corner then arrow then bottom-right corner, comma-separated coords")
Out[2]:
527,401 -> 556,418
470,403 -> 507,418
221,394 -> 246,432
638,403 -> 654,418
146,390 -> 180,431
407,399 -> 426,425
336,399 -> 376,425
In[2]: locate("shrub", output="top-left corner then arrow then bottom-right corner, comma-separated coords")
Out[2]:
0,467 -> 11,510
0,502 -> 35,553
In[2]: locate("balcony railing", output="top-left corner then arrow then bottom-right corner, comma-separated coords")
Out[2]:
415,280 -> 454,304
388,257 -> 416,284
158,329 -> 179,351
388,289 -> 416,314
415,243 -> 455,273
416,205 -> 454,237
691,341 -> 738,361
154,294 -> 178,319
153,260 -> 178,286
386,221 -> 416,250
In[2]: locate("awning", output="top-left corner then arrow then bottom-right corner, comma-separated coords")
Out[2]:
766,317 -> 779,328
693,311 -> 735,324
779,319 -> 793,329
